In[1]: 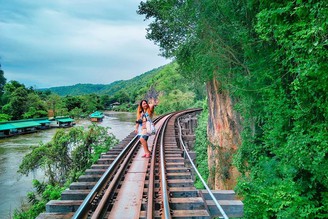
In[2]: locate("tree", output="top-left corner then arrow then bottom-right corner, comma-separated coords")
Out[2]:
63,95 -> 82,112
16,125 -> 119,218
2,86 -> 28,120
1,80 -> 49,120
139,0 -> 328,217
0,64 -> 6,98
46,94 -> 64,117
138,0 -> 244,190
80,94 -> 98,113
18,125 -> 118,185
155,89 -> 195,114
0,113 -> 11,121
23,93 -> 48,118
100,94 -> 111,109
1,80 -> 24,109
138,0 -> 195,58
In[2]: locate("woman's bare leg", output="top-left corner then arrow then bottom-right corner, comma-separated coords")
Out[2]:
140,138 -> 151,154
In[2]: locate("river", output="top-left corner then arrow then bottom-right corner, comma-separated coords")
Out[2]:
0,111 -> 135,218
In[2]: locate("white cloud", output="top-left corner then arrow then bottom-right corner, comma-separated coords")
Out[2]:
0,1 -> 170,88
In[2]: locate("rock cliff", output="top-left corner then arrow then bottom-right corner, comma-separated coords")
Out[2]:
206,78 -> 241,189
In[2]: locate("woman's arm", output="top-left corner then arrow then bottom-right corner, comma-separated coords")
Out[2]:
135,112 -> 142,133
148,98 -> 159,114
135,116 -> 142,133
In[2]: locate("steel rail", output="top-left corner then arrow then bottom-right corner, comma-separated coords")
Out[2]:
159,114 -> 172,219
154,110 -> 199,218
143,113 -> 169,218
72,115 -> 164,219
145,113 -> 175,219
72,135 -> 139,219
146,118 -> 164,219
157,109 -> 200,218
177,117 -> 229,219
91,138 -> 140,218
94,115 -> 164,218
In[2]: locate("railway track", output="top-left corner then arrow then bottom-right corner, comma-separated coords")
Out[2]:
37,109 -> 243,219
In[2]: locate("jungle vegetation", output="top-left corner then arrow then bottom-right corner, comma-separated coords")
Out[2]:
138,0 -> 328,218
1,0 -> 327,217
14,125 -> 119,218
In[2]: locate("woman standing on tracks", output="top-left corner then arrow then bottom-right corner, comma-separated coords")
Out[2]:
135,98 -> 157,158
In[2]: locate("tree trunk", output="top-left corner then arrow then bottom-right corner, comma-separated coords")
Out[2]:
206,78 -> 241,189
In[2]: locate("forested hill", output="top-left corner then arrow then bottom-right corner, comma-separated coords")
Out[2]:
0,62 -> 204,122
43,66 -> 165,96
45,84 -> 107,96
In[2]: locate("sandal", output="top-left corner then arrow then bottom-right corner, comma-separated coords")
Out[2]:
142,153 -> 151,158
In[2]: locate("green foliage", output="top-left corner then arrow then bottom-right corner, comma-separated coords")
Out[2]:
193,102 -> 209,189
233,1 -> 328,218
46,93 -> 64,117
43,66 -> 165,97
0,65 -> 6,98
13,201 -> 46,219
1,81 -> 48,120
18,124 -> 118,185
138,0 -> 195,58
140,0 -> 328,217
43,63 -> 206,114
23,107 -> 48,119
42,184 -> 64,201
100,94 -> 111,109
150,63 -> 204,114
69,107 -> 84,118
4,86 -> 28,120
63,95 -> 82,111
13,180 -> 64,219
0,113 -> 11,121
111,102 -> 135,112
156,89 -> 195,114
15,124 -> 119,218
42,83 -> 108,96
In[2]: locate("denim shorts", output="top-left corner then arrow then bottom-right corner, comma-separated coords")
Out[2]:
139,135 -> 149,141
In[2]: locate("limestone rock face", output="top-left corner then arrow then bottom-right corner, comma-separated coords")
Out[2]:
206,78 -> 241,189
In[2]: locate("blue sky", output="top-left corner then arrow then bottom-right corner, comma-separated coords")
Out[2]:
0,1 -> 170,88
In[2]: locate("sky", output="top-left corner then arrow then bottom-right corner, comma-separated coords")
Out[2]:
0,0 -> 170,89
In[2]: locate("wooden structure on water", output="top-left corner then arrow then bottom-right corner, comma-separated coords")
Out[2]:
0,117 -> 75,138
89,111 -> 104,122
49,116 -> 75,128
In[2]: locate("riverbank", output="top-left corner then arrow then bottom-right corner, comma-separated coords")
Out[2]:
0,112 -> 135,219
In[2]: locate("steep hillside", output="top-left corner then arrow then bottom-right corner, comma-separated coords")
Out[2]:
43,62 -> 206,114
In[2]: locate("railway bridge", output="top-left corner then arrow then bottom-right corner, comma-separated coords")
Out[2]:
37,109 -> 243,219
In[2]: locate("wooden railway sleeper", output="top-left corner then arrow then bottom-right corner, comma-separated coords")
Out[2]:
38,110 -> 215,219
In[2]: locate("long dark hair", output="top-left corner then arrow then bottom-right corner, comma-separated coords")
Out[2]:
137,99 -> 149,118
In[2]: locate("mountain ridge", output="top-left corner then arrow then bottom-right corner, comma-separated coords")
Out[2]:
42,65 -> 166,96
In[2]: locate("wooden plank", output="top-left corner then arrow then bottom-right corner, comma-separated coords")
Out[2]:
36,212 -> 74,219
200,189 -> 236,200
206,200 -> 244,218
45,200 -> 82,213
107,141 -> 152,219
